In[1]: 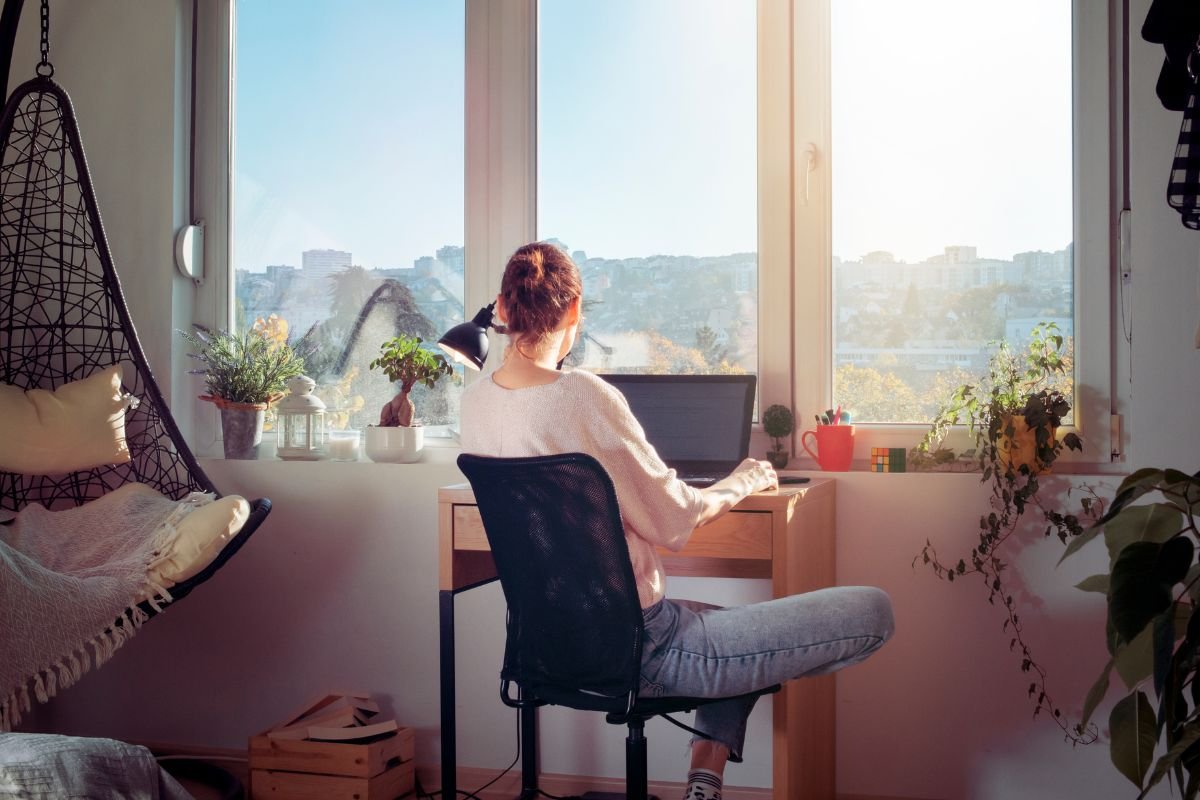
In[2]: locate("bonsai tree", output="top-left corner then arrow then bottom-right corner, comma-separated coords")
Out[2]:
180,321 -> 307,407
368,335 -> 453,427
913,322 -> 1090,741
762,404 -> 794,469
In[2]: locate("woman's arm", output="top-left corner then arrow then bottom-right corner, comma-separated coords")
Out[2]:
695,458 -> 779,527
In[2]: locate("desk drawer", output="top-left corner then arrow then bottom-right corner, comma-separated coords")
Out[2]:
453,505 -> 771,561
667,511 -> 771,560
453,506 -> 490,551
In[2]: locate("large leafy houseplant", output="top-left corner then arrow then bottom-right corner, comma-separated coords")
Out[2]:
368,335 -> 453,427
913,322 -> 1090,740
1061,469 -> 1200,796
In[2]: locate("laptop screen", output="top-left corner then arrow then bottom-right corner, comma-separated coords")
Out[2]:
596,374 -> 757,465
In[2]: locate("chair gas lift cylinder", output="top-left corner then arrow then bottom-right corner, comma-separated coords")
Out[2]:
276,375 -> 326,460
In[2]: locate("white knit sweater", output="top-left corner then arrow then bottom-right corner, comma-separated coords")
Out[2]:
459,369 -> 705,608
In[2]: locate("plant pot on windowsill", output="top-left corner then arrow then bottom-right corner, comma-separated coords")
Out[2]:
766,449 -> 790,469
201,394 -> 276,460
364,424 -> 424,463
996,414 -> 1059,476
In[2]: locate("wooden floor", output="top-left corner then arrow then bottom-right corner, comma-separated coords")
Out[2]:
142,740 -> 935,800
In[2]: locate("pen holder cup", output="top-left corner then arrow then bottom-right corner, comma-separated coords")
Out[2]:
801,425 -> 855,472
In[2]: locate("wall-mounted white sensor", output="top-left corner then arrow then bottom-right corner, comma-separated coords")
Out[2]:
174,222 -> 204,284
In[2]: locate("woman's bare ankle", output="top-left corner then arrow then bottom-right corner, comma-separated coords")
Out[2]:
688,739 -> 729,775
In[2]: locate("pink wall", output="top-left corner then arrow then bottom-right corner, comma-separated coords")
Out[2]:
33,460 -> 1146,798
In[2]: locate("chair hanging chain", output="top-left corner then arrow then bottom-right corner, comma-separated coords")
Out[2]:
36,0 -> 53,77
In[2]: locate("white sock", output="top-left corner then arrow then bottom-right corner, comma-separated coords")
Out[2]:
683,768 -> 722,800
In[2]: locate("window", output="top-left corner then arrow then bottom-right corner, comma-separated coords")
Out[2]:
204,0 -> 1113,463
828,1 -> 1075,425
230,0 -> 465,432
537,0 -> 758,377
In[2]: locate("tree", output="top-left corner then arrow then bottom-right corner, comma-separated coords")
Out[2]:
695,325 -> 729,370
833,363 -> 925,423
328,266 -> 378,330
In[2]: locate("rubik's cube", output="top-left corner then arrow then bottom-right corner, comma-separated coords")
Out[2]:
870,447 -> 906,473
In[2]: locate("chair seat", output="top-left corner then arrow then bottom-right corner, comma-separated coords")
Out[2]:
528,681 -> 782,725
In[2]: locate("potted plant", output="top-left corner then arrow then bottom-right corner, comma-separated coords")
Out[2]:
180,321 -> 307,459
364,334 -> 453,463
762,404 -> 794,469
912,322 -> 1090,740
1054,468 -> 1200,795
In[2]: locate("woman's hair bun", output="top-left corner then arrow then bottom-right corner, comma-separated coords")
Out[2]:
499,242 -> 582,344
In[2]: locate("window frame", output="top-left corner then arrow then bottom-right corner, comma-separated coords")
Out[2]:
792,0 -> 1116,468
198,0 -> 1118,469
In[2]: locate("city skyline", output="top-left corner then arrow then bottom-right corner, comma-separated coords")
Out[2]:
236,240 -> 1072,274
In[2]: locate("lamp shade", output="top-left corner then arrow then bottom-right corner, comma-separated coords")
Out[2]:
437,303 -> 494,371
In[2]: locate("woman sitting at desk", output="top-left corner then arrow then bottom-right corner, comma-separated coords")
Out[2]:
460,242 -> 894,800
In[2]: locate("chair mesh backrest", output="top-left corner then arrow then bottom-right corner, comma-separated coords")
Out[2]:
0,77 -> 213,512
457,453 -> 644,702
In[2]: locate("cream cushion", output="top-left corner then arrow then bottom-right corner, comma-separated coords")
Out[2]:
148,495 -> 251,590
0,365 -> 131,474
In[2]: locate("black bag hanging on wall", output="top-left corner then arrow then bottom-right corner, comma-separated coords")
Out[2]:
1142,0 -> 1200,112
1167,76 -> 1200,230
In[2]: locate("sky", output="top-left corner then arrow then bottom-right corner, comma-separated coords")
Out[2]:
233,0 -> 1072,272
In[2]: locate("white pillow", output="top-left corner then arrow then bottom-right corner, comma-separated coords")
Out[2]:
147,495 -> 251,592
0,365 -> 131,474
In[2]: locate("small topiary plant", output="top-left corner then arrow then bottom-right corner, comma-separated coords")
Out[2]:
762,404 -> 795,469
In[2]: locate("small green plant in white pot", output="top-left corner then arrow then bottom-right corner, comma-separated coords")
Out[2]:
365,335 -> 453,462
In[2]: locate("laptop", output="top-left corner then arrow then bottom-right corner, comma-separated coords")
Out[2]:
597,373 -> 757,488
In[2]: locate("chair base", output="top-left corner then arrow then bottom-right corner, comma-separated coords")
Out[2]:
581,793 -> 660,800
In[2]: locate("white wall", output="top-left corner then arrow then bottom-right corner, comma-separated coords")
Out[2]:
1128,0 -> 1200,468
10,0 -> 188,410
10,0 -> 1200,797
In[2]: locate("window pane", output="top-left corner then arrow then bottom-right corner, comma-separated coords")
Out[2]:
232,1 -> 465,431
831,1 -> 1074,423
538,0 -> 757,377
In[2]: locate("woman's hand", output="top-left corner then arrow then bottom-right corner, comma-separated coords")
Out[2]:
695,459 -> 778,526
731,457 -> 778,493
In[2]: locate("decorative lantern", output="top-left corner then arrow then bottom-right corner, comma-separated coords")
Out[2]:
276,375 -> 326,460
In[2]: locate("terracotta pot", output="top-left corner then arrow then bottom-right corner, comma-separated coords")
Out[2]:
996,414 -> 1057,475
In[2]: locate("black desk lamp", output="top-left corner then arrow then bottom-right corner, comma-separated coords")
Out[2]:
437,302 -> 495,370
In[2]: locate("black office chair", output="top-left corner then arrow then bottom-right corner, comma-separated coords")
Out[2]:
457,452 -> 778,800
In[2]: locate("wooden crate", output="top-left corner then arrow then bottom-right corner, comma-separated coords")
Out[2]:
249,727 -> 414,799
250,759 -> 413,800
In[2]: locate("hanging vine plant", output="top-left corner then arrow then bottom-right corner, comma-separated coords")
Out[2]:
912,323 -> 1097,743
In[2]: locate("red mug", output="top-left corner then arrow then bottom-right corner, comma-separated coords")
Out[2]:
801,424 -> 855,471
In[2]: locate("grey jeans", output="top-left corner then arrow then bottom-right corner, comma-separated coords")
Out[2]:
638,586 -> 895,760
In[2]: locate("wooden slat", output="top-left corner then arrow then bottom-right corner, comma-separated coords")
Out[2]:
248,727 -> 413,778
250,761 -> 413,800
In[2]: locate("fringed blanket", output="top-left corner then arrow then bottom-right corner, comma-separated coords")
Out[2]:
0,484 -> 213,731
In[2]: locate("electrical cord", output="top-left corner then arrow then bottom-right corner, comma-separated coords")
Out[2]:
413,707 -> 522,800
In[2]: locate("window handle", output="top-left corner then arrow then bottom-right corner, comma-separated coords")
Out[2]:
801,142 -> 818,206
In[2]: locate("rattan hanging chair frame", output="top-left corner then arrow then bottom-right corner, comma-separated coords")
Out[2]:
0,73 -> 271,616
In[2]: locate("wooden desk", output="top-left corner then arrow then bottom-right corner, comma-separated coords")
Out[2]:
438,479 -> 837,800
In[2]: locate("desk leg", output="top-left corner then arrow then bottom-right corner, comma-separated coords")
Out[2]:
520,692 -> 538,799
439,590 -> 456,800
